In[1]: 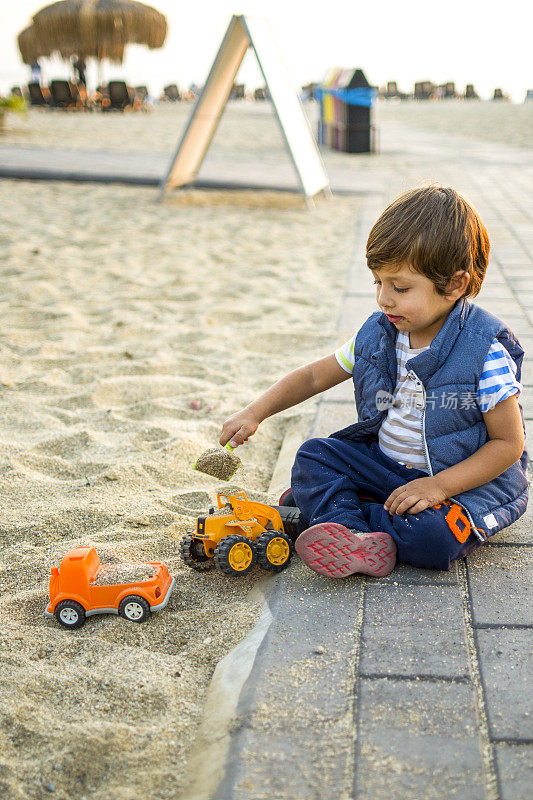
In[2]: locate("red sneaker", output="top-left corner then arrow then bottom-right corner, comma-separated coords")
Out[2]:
295,522 -> 396,578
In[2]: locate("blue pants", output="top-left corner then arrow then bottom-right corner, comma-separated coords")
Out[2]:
291,437 -> 484,571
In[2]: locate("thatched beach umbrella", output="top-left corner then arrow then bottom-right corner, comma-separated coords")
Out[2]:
18,25 -> 52,65
18,0 -> 167,65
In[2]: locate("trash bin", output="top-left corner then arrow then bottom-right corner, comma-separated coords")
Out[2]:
342,69 -> 377,153
318,68 -> 377,154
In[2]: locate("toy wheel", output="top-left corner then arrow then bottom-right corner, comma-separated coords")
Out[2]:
180,532 -> 213,570
214,535 -> 255,576
256,531 -> 294,572
55,600 -> 86,629
119,595 -> 150,623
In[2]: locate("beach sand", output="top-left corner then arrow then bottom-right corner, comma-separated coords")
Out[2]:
1,97 -> 530,799
3,97 -> 532,153
0,126 -> 359,799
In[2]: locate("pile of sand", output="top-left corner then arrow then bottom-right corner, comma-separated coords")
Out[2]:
0,119 -> 360,800
90,562 -> 157,586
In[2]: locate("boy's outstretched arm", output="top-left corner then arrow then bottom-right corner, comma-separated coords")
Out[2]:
220,354 -> 350,447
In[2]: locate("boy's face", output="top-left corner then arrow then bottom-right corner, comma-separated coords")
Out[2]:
371,263 -> 468,348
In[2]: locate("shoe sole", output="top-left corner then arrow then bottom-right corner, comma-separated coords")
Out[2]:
295,523 -> 396,578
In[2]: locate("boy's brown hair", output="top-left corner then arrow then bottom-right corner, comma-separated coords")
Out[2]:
366,185 -> 489,298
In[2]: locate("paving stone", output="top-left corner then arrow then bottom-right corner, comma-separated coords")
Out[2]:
479,301 -> 526,318
376,560 -> 459,585
502,280 -> 533,292
482,274 -> 509,287
510,334 -> 533,354
518,385 -> 533,416
523,309 -> 533,332
476,629 -> 533,741
467,545 -> 532,626
356,679 -> 484,800
520,366 -> 533,387
502,269 -> 533,278
0,145 -> 167,183
524,419 -> 533,452
488,501 -> 533,544
476,287 -> 515,301
495,317 -> 533,338
360,584 -> 469,678
494,745 -> 533,800
212,562 -> 363,800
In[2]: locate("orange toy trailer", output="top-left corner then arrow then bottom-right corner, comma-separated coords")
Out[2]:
45,546 -> 175,629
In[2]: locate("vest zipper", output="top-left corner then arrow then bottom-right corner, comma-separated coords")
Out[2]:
409,372 -> 485,542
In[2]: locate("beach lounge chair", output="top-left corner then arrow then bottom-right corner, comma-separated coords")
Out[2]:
107,81 -> 135,110
49,80 -> 79,108
27,82 -> 50,106
163,84 -> 181,102
135,85 -> 149,101
230,83 -> 245,100
414,81 -> 434,100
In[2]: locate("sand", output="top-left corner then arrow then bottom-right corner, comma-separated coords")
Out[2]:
0,100 -> 360,800
2,98 -> 532,153
193,446 -> 241,481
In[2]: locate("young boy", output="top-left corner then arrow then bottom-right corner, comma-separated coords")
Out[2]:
220,186 -> 528,577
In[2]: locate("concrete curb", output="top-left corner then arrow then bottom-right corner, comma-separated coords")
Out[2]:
179,584 -> 274,800
0,165 -> 362,197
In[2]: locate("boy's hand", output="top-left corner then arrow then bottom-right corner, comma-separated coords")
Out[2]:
220,410 -> 261,448
384,477 -> 448,516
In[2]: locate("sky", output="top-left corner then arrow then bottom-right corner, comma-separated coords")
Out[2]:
1,1 -> 532,102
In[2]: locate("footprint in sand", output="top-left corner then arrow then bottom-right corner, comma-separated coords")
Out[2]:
171,491 -> 211,516
91,376 -> 197,409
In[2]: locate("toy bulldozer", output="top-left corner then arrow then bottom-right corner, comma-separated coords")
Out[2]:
180,491 -> 301,576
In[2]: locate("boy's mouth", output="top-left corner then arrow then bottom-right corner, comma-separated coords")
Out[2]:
386,314 -> 403,322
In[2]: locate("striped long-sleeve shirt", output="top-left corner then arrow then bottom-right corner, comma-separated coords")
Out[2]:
335,330 -> 522,471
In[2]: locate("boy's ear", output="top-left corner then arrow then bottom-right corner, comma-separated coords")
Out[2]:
445,270 -> 469,298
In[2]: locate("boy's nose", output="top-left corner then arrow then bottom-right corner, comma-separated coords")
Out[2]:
379,290 -> 396,311
380,297 -> 396,312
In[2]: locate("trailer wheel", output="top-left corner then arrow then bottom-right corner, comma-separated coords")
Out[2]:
55,600 -> 86,629
119,595 -> 150,623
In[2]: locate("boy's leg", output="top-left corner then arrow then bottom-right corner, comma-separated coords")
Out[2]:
291,436 -> 483,574
363,498 -> 484,571
291,436 -> 400,577
291,436 -> 395,532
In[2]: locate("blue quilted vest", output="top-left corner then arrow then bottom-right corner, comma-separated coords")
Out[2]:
330,297 -> 529,540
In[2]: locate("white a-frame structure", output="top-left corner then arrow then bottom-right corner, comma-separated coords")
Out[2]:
159,15 -> 330,201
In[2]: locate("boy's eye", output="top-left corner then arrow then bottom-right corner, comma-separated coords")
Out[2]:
373,280 -> 408,293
